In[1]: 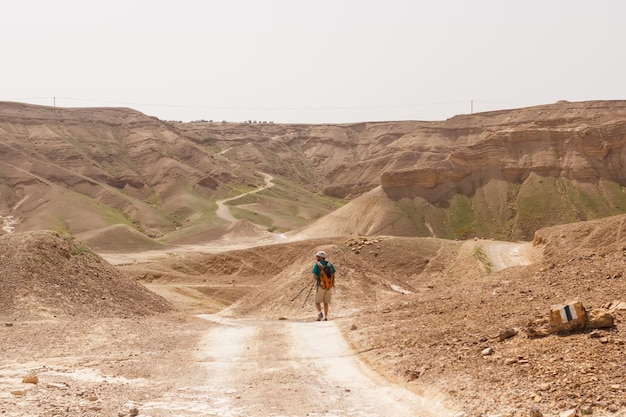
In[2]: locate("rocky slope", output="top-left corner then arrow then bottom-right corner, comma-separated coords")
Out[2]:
0,230 -> 173,320
3,100 -> 626,243
0,102 -> 249,238
379,100 -> 626,239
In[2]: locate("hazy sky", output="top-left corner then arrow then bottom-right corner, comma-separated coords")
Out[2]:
3,1 -> 625,124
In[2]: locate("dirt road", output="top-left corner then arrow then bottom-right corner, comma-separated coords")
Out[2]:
216,173 -> 274,222
137,315 -> 457,417
480,240 -> 534,271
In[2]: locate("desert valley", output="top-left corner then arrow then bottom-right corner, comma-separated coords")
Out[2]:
2,100 -> 626,416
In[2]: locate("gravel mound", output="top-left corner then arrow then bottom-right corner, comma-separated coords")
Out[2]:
0,230 -> 173,320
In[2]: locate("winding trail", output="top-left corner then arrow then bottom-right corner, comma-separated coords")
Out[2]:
216,173 -> 274,222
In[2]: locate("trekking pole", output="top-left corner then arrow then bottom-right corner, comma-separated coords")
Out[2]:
290,280 -> 313,302
301,281 -> 315,308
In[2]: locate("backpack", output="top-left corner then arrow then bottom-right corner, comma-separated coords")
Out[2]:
318,261 -> 335,289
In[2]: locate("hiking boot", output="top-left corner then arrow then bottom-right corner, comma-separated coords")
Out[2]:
316,312 -> 323,321
323,317 -> 328,321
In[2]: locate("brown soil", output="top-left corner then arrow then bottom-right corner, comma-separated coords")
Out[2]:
2,218 -> 626,416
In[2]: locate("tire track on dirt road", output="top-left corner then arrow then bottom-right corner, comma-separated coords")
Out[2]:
136,316 -> 458,417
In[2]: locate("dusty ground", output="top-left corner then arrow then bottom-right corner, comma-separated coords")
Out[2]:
0,231 -> 458,417
3,216 -> 626,416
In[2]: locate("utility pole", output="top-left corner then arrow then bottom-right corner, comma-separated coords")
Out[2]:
470,100 -> 473,114
53,97 -> 56,107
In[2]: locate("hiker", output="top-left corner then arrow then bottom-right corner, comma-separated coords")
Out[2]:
311,250 -> 336,321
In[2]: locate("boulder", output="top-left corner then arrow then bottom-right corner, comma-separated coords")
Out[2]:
586,308 -> 615,329
549,300 -> 587,333
525,318 -> 552,339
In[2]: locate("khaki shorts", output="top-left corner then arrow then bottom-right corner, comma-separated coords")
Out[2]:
314,286 -> 332,304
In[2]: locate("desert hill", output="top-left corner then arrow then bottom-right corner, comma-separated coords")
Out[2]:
74,224 -> 169,253
0,102 -> 259,240
180,100 -> 626,240
3,100 -> 626,244
0,230 -> 173,320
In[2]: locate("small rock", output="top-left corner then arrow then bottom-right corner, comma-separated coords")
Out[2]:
350,324 -> 357,330
559,409 -> 576,417
481,347 -> 494,356
405,369 -> 423,381
498,328 -> 517,341
22,375 -> 38,384
530,409 -> 543,417
537,383 -> 551,391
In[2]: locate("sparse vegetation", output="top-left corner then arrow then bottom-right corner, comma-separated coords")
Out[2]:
145,192 -> 161,208
471,245 -> 493,273
70,241 -> 94,255
224,176 -> 344,231
448,194 -> 476,238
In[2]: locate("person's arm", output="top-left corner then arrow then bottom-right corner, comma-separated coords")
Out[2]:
311,263 -> 320,283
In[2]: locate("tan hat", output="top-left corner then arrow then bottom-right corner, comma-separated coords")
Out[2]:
315,250 -> 327,258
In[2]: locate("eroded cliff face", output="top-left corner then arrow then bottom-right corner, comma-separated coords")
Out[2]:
175,119 -> 429,198
378,101 -> 626,239
382,102 -> 626,189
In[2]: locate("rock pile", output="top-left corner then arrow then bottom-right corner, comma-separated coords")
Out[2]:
345,236 -> 383,255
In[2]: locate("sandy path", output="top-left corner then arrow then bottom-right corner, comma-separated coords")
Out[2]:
216,173 -> 274,222
137,315 -> 457,417
482,241 -> 533,271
